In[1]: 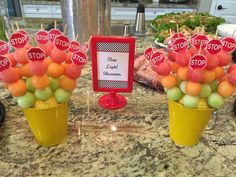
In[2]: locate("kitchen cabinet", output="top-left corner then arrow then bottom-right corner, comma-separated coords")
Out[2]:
210,0 -> 236,23
111,7 -> 194,20
22,4 -> 62,18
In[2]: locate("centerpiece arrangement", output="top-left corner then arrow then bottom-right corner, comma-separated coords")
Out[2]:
141,27 -> 236,146
0,22 -> 88,146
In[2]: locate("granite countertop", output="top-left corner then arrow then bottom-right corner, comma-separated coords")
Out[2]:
0,64 -> 236,177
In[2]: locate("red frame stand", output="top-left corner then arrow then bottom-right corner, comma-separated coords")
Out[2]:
98,91 -> 127,109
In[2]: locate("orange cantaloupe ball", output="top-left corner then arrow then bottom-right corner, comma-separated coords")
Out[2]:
161,75 -> 177,89
217,80 -> 235,98
60,76 -> 77,91
177,67 -> 188,81
8,79 -> 27,97
202,69 -> 216,84
186,81 -> 202,96
32,74 -> 50,89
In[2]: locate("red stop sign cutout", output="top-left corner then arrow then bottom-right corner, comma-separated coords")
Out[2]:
0,55 -> 11,72
10,32 -> 28,49
81,42 -> 89,52
48,29 -> 62,43
206,39 -> 222,54
192,35 -> 209,49
27,47 -> 46,62
168,33 -> 186,49
189,54 -> 207,69
54,35 -> 70,51
18,30 -> 30,43
72,51 -> 87,67
172,37 -> 188,53
0,40 -> 9,55
221,37 -> 236,52
144,47 -> 155,60
150,51 -> 165,66
190,34 -> 198,46
69,41 -> 81,53
35,30 -> 49,44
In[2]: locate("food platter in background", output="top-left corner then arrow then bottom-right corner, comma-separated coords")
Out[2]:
150,12 -> 225,48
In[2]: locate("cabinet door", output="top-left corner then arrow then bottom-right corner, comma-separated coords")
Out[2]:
146,8 -> 169,20
212,0 -> 236,23
22,5 -> 53,18
111,7 -> 136,20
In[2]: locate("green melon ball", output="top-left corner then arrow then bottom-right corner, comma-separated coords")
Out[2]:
49,77 -> 60,91
210,80 -> 218,92
183,95 -> 199,109
55,88 -> 71,103
26,78 -> 35,92
179,81 -> 187,94
199,84 -> 212,98
17,92 -> 35,108
35,87 -> 52,101
167,87 -> 182,101
207,92 -> 224,109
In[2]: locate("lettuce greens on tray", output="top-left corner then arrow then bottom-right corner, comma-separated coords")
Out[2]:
150,12 -> 225,43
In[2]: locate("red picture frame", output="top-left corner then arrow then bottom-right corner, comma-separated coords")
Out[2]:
91,36 -> 135,93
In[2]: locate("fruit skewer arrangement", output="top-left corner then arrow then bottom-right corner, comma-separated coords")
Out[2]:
0,23 -> 88,109
145,28 -> 236,109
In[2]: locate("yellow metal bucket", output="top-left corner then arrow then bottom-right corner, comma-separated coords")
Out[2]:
23,103 -> 68,146
168,100 -> 214,146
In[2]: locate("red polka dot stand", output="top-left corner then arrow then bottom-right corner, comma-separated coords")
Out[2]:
91,36 -> 135,109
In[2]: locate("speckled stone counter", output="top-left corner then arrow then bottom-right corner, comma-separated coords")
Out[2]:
0,64 -> 235,177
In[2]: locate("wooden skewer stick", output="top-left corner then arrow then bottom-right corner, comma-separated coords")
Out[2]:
75,34 -> 79,41
215,29 -> 219,39
87,35 -> 92,44
225,31 -> 228,37
232,29 -> 236,38
11,24 -> 15,33
15,21 -> 20,31
41,24 -> 44,30
199,42 -> 203,54
63,24 -> 67,35
177,24 -> 179,38
54,21 -> 57,29
169,29 -> 172,36
201,26 -> 205,35
31,36 -> 36,46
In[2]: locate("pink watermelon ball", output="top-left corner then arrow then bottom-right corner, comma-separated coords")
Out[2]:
217,51 -> 232,66
1,68 -> 21,83
4,53 -> 17,67
152,62 -> 171,76
228,70 -> 236,85
205,53 -> 219,70
50,48 -> 66,63
228,64 -> 236,73
175,51 -> 191,67
13,48 -> 29,64
65,52 -> 73,64
187,68 -> 204,82
64,63 -> 81,79
24,43 -> 32,50
29,61 -> 48,76
167,50 -> 177,62
188,47 -> 197,56
39,44 -> 51,57
194,49 -> 207,55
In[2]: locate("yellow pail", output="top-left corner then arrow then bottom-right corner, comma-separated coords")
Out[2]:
23,103 -> 68,146
168,100 -> 214,146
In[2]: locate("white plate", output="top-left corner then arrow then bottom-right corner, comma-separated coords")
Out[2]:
154,38 -> 168,48
217,24 -> 236,39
